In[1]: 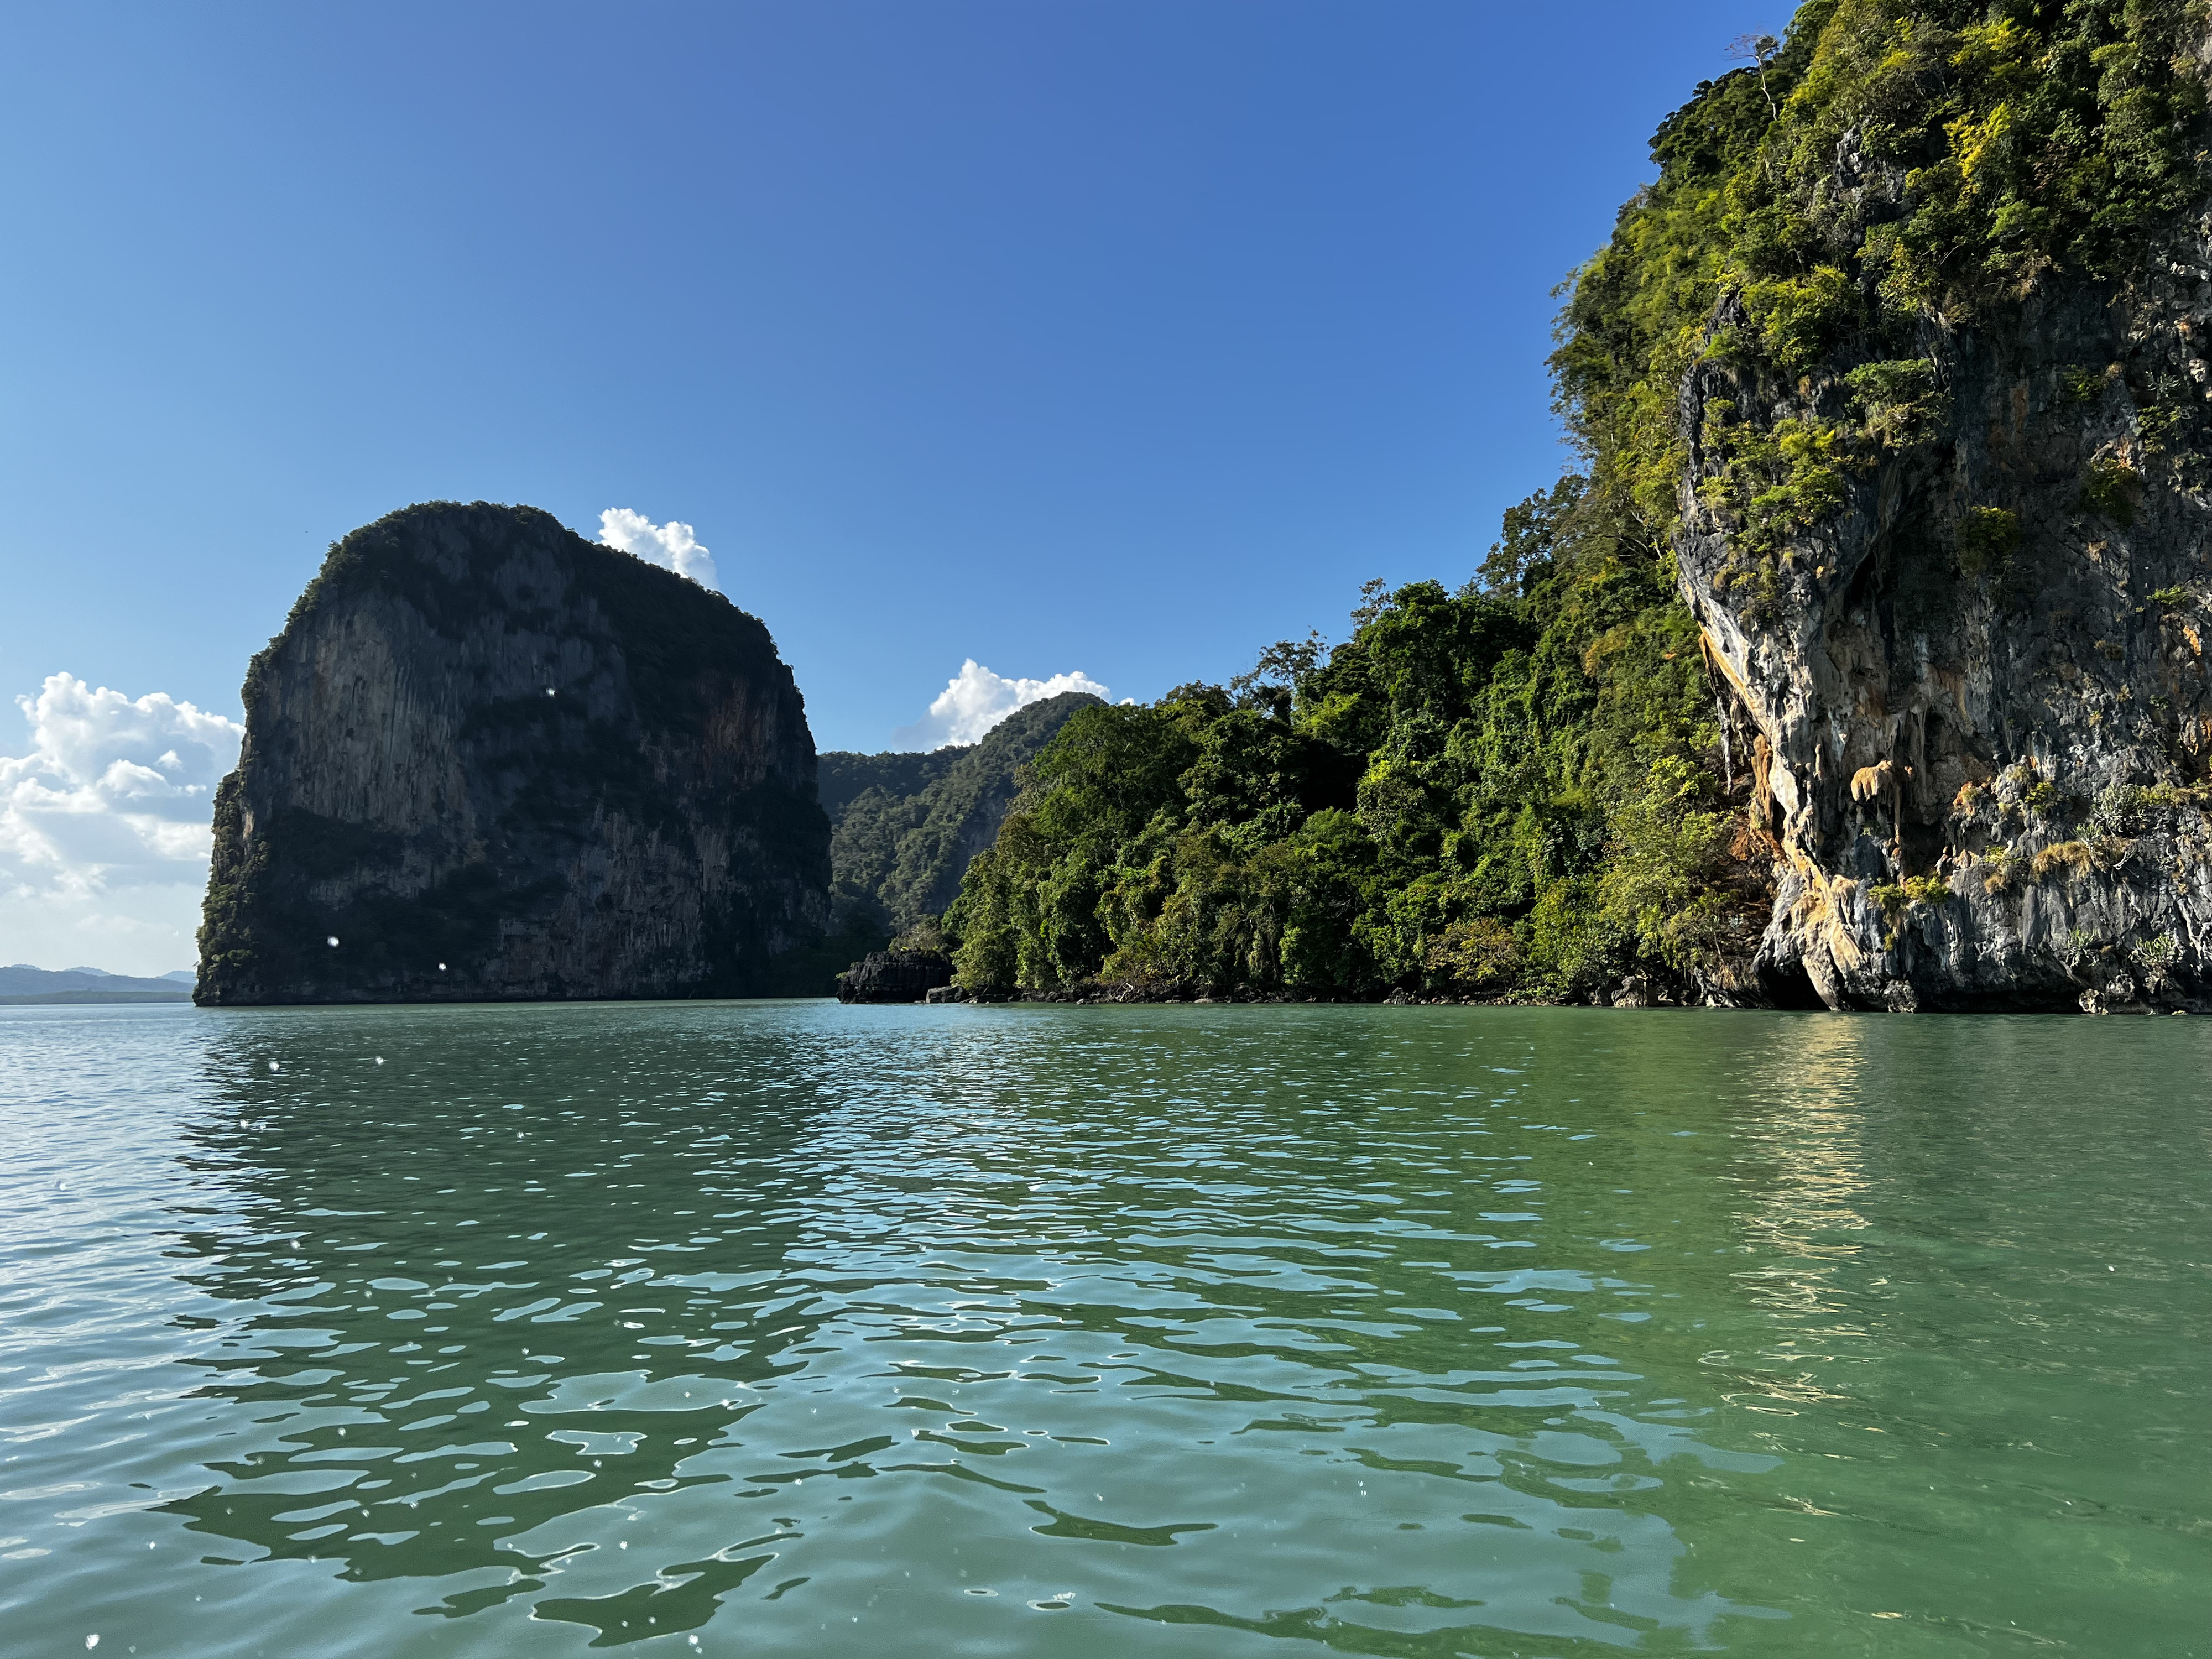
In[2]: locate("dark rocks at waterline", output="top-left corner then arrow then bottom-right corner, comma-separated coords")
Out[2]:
836,950 -> 956,1004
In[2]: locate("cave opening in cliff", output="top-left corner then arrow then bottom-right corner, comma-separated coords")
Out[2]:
1756,955 -> 1828,1010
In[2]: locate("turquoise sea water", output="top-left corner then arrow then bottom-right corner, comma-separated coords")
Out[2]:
1,1001 -> 2204,1656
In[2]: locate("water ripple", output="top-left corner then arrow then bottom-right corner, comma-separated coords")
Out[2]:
1,1001 -> 2206,1655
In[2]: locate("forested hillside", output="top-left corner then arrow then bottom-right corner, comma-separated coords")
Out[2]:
818,749 -> 961,823
945,486 -> 1764,1000
823,691 -> 1103,941
942,0 -> 2212,1005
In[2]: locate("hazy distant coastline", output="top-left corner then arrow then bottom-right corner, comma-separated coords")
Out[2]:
0,964 -> 195,1005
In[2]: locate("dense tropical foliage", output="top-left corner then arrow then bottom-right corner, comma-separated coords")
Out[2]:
940,0 -> 2210,1001
825,691 -> 1102,938
1562,0 -> 2209,617
945,483 -> 1767,1000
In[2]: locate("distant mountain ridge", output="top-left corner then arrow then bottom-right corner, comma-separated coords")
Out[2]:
0,964 -> 196,1003
817,750 -> 960,823
821,691 -> 1102,939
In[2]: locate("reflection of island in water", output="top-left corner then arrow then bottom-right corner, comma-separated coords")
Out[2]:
153,1004 -> 1800,1651
164,1008 -> 831,1639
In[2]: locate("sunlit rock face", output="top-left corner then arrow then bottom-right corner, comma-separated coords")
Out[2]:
1681,216 -> 2212,1013
196,501 -> 830,1004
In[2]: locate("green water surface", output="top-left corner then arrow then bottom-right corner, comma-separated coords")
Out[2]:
0,1001 -> 2204,1656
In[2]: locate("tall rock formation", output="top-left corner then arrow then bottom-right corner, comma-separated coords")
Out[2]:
1681,217 -> 2212,1013
196,502 -> 831,1004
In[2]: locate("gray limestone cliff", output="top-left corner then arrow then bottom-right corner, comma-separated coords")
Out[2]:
196,502 -> 830,1004
1681,217 -> 2212,1013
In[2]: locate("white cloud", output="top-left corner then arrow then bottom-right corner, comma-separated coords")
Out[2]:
891,660 -> 1111,750
597,508 -> 719,589
0,674 -> 242,975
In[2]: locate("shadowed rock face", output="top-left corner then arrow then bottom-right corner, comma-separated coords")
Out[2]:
196,502 -> 830,1004
1681,215 -> 2212,1013
834,950 -> 954,1004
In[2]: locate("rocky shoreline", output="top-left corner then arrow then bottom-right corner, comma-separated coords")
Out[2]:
845,969 -> 1704,1009
843,966 -> 2193,1013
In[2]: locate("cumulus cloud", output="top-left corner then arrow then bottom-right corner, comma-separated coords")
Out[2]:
598,508 -> 719,589
0,675 -> 242,974
892,660 -> 1112,750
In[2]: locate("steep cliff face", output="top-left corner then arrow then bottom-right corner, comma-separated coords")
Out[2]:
197,502 -> 830,1004
1681,220 -> 2212,1011
1528,0 -> 2212,1013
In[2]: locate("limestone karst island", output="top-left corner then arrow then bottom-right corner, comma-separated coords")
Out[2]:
204,4 -> 2212,1015
9,4 -> 2211,1657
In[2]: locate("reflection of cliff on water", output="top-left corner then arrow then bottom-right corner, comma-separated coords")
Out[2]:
160,1004 -> 828,1623
1712,1014 -> 2122,1413
152,1003 -> 1799,1652
789,1006 -> 1787,1648
1710,1015 -> 1877,1412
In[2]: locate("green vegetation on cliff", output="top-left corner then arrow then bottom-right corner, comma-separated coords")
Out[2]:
818,750 -> 961,823
940,0 -> 2209,1003
1561,0 -> 2208,600
823,691 -> 1103,942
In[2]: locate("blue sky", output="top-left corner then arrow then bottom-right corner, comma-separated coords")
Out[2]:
0,0 -> 1788,971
